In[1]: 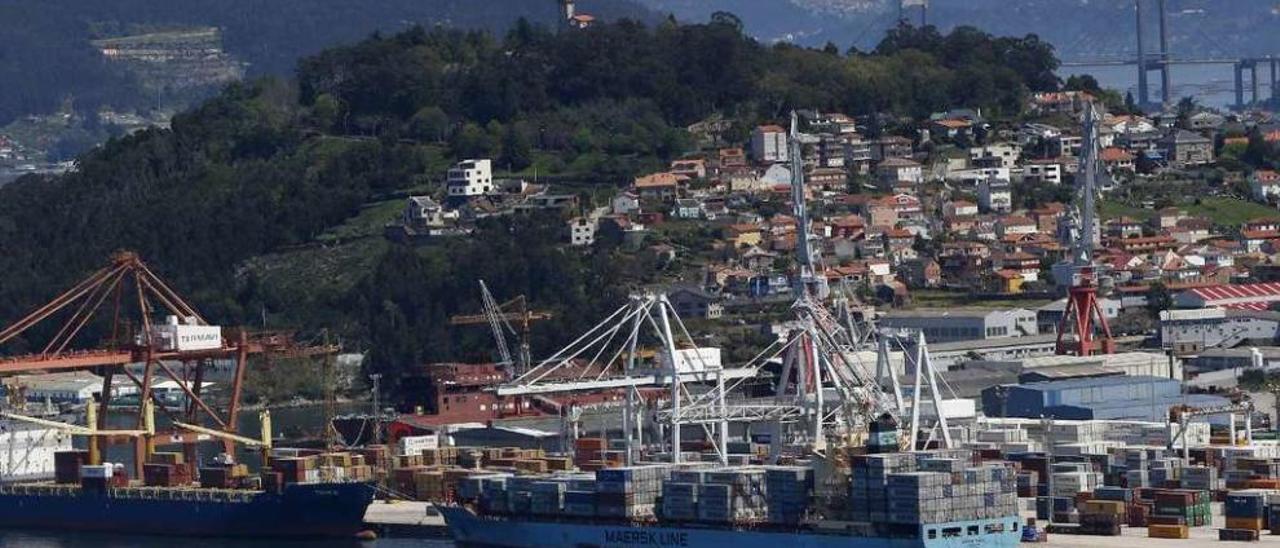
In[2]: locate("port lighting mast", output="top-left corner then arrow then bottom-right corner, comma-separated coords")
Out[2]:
1055,102 -> 1116,356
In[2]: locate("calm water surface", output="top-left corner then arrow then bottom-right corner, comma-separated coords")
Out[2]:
0,530 -> 455,548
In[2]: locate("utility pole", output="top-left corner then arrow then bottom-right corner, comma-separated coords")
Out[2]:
1041,414 -> 1055,526
369,373 -> 383,444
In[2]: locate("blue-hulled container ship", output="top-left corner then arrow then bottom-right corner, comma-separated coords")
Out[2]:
441,506 -> 1020,548
440,446 -> 1023,548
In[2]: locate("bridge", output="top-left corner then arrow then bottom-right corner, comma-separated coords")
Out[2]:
1064,0 -> 1278,109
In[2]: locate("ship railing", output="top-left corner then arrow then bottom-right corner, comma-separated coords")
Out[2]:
103,486 -> 256,503
0,483 -> 81,497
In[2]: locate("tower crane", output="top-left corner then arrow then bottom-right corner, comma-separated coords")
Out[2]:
449,281 -> 552,376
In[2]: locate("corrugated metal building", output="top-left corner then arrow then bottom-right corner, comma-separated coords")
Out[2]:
981,375 -> 1231,422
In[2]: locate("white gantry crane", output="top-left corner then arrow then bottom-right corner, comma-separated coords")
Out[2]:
495,293 -> 765,465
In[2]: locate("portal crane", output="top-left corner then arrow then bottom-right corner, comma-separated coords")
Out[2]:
449,281 -> 552,375
1055,102 -> 1117,356
0,251 -> 333,478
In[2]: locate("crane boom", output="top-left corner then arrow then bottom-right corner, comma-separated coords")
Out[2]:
449,281 -> 553,374
172,409 -> 272,448
0,411 -> 148,437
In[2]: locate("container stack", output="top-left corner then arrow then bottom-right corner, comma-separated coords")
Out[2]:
530,480 -> 566,515
1016,471 -> 1038,497
884,472 -> 950,525
54,450 -> 89,484
698,467 -> 768,523
199,464 -> 249,489
80,463 -> 113,494
1146,459 -> 1178,487
849,453 -> 916,522
764,466 -> 812,524
1050,469 -> 1102,498
458,472 -> 512,502
271,456 -> 318,485
142,452 -> 189,487
596,465 -> 669,519
1076,500 -> 1124,535
1179,465 -> 1217,491
660,481 -> 698,521
479,476 -> 512,513
1148,488 -> 1209,536
564,489 -> 597,517
1221,490 -> 1268,541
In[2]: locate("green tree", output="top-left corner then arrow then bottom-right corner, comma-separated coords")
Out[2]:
450,122 -> 493,158
310,93 -> 342,131
408,106 -> 450,142
499,124 -> 533,171
1146,282 -> 1172,318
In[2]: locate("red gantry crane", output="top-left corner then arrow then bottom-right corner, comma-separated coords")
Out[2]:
0,251 -> 337,477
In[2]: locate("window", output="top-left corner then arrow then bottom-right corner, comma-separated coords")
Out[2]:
967,526 -> 979,536
927,530 -> 937,539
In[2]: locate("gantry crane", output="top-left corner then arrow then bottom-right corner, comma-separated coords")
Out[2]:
0,251 -> 333,478
449,281 -> 552,375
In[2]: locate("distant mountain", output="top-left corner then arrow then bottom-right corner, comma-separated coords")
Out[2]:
638,0 -> 1280,61
0,0 -> 659,125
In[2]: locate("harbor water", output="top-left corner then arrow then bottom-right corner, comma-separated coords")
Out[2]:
1059,62 -> 1267,109
0,530 -> 455,547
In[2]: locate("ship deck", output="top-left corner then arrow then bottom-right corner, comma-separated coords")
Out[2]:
0,482 -> 264,502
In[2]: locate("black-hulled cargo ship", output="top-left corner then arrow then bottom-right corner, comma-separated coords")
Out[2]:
0,480 -> 375,538
0,449 -> 378,539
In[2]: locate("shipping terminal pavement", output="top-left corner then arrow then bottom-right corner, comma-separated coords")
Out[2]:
364,500 -> 1262,546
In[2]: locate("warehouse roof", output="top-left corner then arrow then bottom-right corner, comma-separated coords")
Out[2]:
1014,375 -> 1176,392
1180,282 -> 1280,304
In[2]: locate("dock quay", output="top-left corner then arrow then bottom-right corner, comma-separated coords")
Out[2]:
364,500 -> 450,537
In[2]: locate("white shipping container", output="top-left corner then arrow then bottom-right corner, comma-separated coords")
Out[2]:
149,320 -> 223,352
398,434 -> 439,456
660,348 -> 722,374
81,464 -> 113,479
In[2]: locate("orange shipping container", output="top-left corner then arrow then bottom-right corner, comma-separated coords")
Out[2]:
1225,517 -> 1264,531
1148,524 -> 1189,539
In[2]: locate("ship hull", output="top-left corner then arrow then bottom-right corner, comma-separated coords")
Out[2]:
441,506 -> 1021,548
0,482 -> 376,538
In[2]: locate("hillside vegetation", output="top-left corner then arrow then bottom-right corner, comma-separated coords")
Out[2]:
0,19 -> 1064,396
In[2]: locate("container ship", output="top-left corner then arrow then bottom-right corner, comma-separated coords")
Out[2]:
439,446 -> 1022,548
0,446 -> 379,538
0,401 -> 379,539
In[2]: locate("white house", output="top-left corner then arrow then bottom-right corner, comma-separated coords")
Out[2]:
947,167 -> 1010,189
969,143 -> 1021,169
568,217 -> 595,246
751,125 -> 788,164
447,159 -> 493,197
876,157 -> 924,188
943,200 -> 979,218
979,175 -> 1013,214
1022,160 -> 1063,185
612,192 -> 640,215
403,196 -> 446,229
1251,170 -> 1280,202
